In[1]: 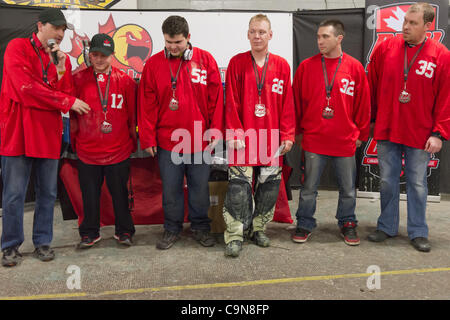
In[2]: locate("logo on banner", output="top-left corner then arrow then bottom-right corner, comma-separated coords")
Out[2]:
361,138 -> 440,183
1,0 -> 120,9
365,3 -> 445,69
68,14 -> 153,79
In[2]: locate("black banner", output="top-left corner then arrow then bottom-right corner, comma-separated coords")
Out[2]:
358,1 -> 448,199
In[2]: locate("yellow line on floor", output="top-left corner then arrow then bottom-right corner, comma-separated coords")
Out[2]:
2,267 -> 450,300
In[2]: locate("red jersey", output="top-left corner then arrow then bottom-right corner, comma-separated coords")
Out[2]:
138,47 -> 224,154
0,33 -> 76,159
225,51 -> 295,166
368,36 -> 450,148
293,52 -> 371,157
71,66 -> 137,165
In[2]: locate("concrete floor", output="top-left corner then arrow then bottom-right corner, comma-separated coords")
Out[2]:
0,189 -> 449,301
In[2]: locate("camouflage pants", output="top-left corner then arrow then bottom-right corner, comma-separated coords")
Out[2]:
222,166 -> 282,244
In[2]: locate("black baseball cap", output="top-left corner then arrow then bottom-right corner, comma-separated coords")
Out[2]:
89,33 -> 115,56
38,8 -> 74,30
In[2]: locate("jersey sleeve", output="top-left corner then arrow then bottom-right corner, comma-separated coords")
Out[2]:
431,48 -> 450,140
225,56 -> 245,141
3,39 -> 75,114
137,62 -> 159,150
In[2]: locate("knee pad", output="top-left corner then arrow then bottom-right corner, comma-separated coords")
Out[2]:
224,180 -> 253,230
254,179 -> 281,217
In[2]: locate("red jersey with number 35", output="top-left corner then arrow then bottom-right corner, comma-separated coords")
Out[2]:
71,66 -> 137,165
368,36 -> 450,148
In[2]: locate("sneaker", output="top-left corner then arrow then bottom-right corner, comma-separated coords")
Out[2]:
340,222 -> 360,246
78,235 -> 101,249
292,228 -> 312,243
33,245 -> 55,262
2,247 -> 22,267
252,231 -> 270,247
156,230 -> 180,250
114,233 -> 133,246
192,230 -> 216,247
224,240 -> 242,257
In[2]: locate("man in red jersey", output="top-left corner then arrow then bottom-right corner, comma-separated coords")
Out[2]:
291,19 -> 370,246
223,14 -> 295,257
138,16 -> 223,250
367,3 -> 450,252
71,34 -> 137,249
0,8 -> 90,267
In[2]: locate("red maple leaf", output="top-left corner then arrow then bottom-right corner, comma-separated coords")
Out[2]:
99,14 -> 117,37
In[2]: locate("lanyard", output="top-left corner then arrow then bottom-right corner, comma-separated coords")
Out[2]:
251,53 -> 270,99
169,58 -> 184,90
94,70 -> 112,114
403,38 -> 427,83
321,54 -> 342,99
30,37 -> 51,84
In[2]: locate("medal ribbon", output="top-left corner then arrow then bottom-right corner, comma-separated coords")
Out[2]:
403,38 -> 427,86
321,54 -> 343,104
30,38 -> 51,85
169,58 -> 184,90
251,53 -> 270,103
94,69 -> 112,117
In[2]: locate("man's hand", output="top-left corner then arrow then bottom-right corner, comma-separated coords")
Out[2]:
206,139 -> 219,152
280,140 -> 293,155
227,140 -> 246,150
145,146 -> 158,157
70,98 -> 90,115
47,42 -> 66,70
424,136 -> 442,154
356,139 -> 363,148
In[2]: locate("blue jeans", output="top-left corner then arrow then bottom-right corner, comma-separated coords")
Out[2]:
376,141 -> 430,239
157,148 -> 211,234
1,155 -> 59,251
295,151 -> 357,231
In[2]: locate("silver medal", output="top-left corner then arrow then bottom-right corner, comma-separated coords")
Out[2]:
255,103 -> 266,117
322,105 -> 334,119
169,97 -> 179,111
399,90 -> 411,103
101,121 -> 112,134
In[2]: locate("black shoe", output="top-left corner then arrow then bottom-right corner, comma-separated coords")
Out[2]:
411,237 -> 431,252
192,230 -> 215,247
368,230 -> 391,242
78,235 -> 101,249
251,231 -> 270,247
340,222 -> 360,246
34,245 -> 55,262
2,247 -> 22,267
114,233 -> 133,246
156,230 -> 180,250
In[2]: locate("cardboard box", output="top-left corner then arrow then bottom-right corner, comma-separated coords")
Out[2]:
208,181 -> 228,233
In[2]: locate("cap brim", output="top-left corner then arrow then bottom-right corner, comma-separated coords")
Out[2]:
50,20 -> 74,30
90,47 -> 114,56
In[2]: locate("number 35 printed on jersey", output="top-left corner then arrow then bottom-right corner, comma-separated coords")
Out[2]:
416,60 -> 436,79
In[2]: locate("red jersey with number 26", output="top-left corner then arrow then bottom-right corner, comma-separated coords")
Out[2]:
225,51 -> 295,166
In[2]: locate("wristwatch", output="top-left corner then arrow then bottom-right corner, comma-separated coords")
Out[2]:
431,131 -> 445,141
